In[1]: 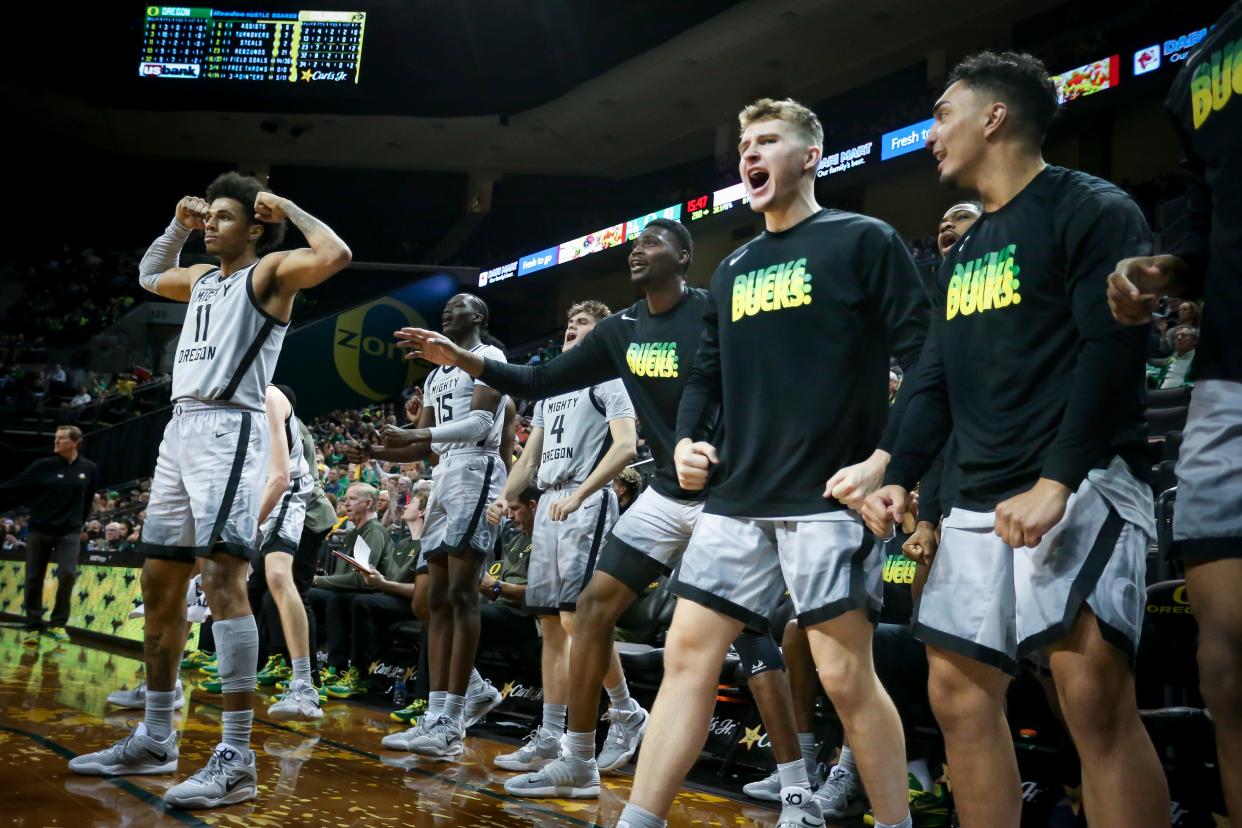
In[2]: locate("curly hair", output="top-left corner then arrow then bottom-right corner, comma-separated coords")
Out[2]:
947,51 -> 1059,144
205,171 -> 287,254
567,300 -> 611,322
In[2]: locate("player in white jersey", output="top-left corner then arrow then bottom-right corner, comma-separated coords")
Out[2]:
488,301 -> 637,776
69,173 -> 351,810
254,384 -> 325,722
346,293 -> 509,757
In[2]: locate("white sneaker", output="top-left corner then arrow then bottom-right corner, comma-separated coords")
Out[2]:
106,681 -> 184,710
504,754 -> 600,799
382,716 -> 434,751
405,715 -> 464,758
463,680 -> 503,729
68,723 -> 179,776
743,758 -> 824,801
494,728 -> 561,772
163,744 -> 258,809
777,785 -> 825,828
267,679 -> 323,721
596,705 -> 648,773
812,764 -> 867,818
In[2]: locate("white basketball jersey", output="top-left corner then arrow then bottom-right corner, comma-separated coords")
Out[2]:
285,409 -> 312,483
170,264 -> 289,411
425,343 -> 508,459
532,379 -> 634,488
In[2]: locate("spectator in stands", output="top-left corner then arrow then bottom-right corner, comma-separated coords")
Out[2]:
307,483 -> 394,693
1150,325 -> 1197,389
478,488 -> 538,649
1177,300 -> 1202,328
70,387 -> 91,407
325,489 -> 430,699
612,468 -> 643,514
0,425 -> 98,645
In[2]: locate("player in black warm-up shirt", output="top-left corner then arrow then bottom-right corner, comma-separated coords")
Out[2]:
864,52 -> 1169,828
1106,5 -> 1242,819
615,99 -> 927,828
395,222 -> 817,806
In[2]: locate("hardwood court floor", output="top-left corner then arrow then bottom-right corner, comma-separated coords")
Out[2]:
0,625 -> 806,827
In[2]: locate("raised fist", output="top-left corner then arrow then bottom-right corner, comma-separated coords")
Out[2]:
253,192 -> 290,223
176,196 -> 209,230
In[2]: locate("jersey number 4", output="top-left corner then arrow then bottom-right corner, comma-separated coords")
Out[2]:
550,414 -> 565,443
193,304 -> 212,343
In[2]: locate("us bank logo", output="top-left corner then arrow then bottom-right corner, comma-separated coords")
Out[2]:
333,297 -> 428,400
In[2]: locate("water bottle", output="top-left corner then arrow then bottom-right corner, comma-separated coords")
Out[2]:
393,677 -> 408,707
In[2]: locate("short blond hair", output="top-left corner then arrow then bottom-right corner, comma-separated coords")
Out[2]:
567,300 -> 610,322
738,97 -> 823,148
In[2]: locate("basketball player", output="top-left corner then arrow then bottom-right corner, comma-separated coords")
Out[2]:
396,219 -> 827,804
255,384 -> 325,721
351,293 -> 508,757
1107,4 -> 1242,818
68,172 -> 351,810
863,52 -> 1169,827
613,98 -> 926,828
488,300 -> 637,773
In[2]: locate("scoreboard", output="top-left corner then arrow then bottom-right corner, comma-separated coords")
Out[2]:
139,6 -> 366,83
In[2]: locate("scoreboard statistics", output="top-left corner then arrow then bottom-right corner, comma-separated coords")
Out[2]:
139,6 -> 366,83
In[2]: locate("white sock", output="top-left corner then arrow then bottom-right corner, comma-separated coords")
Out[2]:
617,803 -> 665,828
907,758 -> 933,792
564,730 -> 596,761
837,744 -> 857,774
797,731 -> 817,766
221,709 -> 253,751
443,692 -> 466,725
291,656 -> 312,684
144,690 -> 176,741
874,817 -> 913,828
606,677 -> 636,712
467,669 -> 485,695
542,703 -> 568,738
778,758 -> 811,791
427,690 -> 446,720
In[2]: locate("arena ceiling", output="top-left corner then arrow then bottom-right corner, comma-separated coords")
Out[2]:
8,0 -> 1062,178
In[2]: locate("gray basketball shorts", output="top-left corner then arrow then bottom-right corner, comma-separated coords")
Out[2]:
259,471 -> 315,556
671,510 -> 882,634
913,458 -> 1154,676
422,451 -> 507,559
525,486 -> 619,615
140,401 -> 269,563
595,486 -> 704,595
1172,380 -> 1242,561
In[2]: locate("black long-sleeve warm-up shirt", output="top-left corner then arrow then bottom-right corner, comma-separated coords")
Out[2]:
478,287 -> 716,501
675,208 -> 929,517
1164,1 -> 1242,381
0,454 -> 98,535
885,166 -> 1152,510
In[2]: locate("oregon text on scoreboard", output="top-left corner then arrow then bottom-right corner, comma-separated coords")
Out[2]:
139,6 -> 366,83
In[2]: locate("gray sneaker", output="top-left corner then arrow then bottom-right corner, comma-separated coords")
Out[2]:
106,680 -> 184,710
494,728 -> 561,772
163,744 -> 258,809
811,764 -> 866,818
777,786 -> 825,828
267,679 -> 323,721
596,705 -> 648,773
742,758 -> 824,801
381,716 -> 434,751
504,754 -> 600,799
463,680 -> 503,729
68,723 -> 179,776
406,715 -> 464,758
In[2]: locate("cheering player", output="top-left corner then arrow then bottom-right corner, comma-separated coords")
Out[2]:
864,52 -> 1169,828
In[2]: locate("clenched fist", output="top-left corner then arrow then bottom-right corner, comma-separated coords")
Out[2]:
254,192 -> 291,223
176,196 -> 209,230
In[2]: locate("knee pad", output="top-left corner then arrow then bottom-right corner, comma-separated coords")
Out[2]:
734,631 -> 785,678
214,615 -> 259,693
